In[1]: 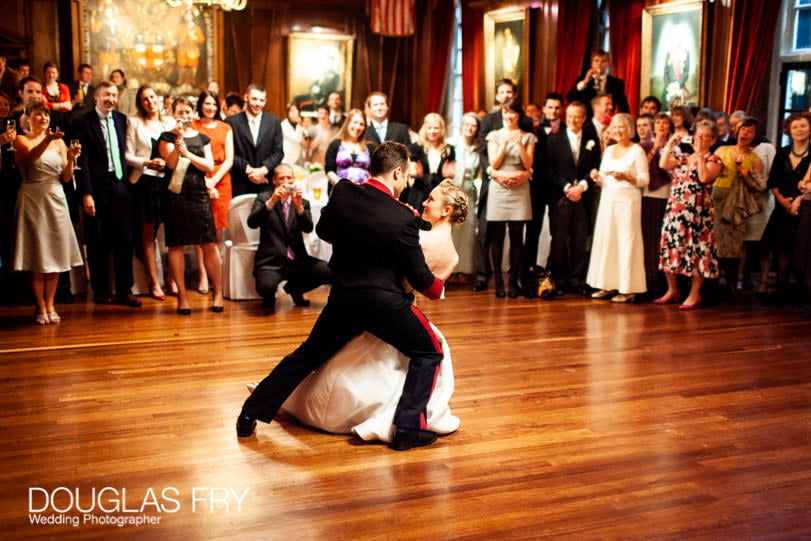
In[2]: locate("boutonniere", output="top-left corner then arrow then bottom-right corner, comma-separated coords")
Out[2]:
585,140 -> 596,151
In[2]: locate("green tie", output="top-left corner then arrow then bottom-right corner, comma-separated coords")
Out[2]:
106,114 -> 123,180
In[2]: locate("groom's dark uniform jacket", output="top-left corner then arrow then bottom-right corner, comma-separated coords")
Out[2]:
243,178 -> 444,431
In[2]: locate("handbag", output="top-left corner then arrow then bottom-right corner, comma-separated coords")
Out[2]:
167,156 -> 190,194
528,267 -> 556,300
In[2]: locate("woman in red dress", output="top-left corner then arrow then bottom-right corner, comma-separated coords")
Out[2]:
191,90 -> 233,294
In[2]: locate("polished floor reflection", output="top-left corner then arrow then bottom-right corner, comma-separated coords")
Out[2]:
1,285 -> 810,539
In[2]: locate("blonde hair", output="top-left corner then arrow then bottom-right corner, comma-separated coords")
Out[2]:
436,179 -> 468,224
609,113 -> 635,139
418,113 -> 450,157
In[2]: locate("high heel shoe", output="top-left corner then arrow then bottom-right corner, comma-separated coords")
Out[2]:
47,311 -> 61,323
653,293 -> 678,305
209,305 -> 224,313
678,297 -> 701,310
34,311 -> 50,325
177,308 -> 192,316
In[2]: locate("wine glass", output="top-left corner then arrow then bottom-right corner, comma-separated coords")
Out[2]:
6,119 -> 16,152
70,139 -> 81,170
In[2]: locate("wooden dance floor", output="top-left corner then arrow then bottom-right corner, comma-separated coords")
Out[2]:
1,285 -> 810,539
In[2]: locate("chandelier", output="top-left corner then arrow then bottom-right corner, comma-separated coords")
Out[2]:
166,0 -> 247,11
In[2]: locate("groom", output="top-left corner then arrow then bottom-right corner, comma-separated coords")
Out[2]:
237,142 -> 446,451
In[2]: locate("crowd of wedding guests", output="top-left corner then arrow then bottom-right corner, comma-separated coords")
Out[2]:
1,49 -> 811,325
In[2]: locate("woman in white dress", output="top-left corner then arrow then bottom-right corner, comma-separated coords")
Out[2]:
587,113 -> 650,303
252,180 -> 469,444
280,102 -> 306,167
12,102 -> 83,324
449,112 -> 481,276
126,84 -> 174,300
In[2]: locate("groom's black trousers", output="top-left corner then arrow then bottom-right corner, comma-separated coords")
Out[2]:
242,286 -> 443,430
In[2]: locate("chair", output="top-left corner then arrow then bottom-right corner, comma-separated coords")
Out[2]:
222,193 -> 261,300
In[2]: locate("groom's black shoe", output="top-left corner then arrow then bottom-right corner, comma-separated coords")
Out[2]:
236,412 -> 257,437
390,427 -> 438,451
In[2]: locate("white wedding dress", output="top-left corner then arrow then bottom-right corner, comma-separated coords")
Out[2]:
280,322 -> 459,443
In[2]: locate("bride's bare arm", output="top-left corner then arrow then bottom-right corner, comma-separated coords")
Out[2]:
419,227 -> 459,281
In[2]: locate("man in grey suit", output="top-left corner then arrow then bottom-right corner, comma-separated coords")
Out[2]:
225,84 -> 284,196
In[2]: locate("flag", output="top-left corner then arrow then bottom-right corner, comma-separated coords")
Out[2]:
370,0 -> 416,37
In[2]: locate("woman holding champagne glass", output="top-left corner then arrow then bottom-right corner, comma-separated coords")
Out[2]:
11,101 -> 83,324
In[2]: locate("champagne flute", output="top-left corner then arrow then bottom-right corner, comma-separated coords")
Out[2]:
70,139 -> 81,170
6,119 -> 16,152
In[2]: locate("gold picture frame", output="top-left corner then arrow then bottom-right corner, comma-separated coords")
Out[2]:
76,0 -> 216,97
641,0 -> 705,111
483,8 -> 529,109
288,32 -> 354,114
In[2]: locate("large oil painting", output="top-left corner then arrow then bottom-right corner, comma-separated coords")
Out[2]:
78,0 -> 214,96
288,32 -> 353,113
483,8 -> 528,109
641,1 -> 704,111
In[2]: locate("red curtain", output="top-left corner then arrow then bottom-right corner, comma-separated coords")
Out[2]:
724,0 -> 781,113
553,0 -> 595,98
608,0 -> 642,114
461,5 -> 484,112
424,0 -> 457,114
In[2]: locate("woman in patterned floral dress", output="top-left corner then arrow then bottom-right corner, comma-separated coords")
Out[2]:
655,120 -> 723,309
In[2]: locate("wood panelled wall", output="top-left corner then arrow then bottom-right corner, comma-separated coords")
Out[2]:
220,0 -> 423,125
0,0 -> 61,80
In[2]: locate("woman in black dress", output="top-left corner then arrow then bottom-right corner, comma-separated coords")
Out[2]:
404,113 -> 455,214
158,96 -> 222,315
762,112 -> 811,298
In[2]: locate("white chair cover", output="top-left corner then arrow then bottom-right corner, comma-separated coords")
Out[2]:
222,194 -> 261,300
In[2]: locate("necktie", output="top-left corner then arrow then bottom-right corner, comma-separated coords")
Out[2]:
376,123 -> 386,143
106,114 -> 123,180
251,118 -> 260,145
283,200 -> 295,260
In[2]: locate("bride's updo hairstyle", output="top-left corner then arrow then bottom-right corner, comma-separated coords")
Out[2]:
436,179 -> 469,224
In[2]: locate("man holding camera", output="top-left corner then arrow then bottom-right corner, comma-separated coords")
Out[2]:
246,163 -> 332,310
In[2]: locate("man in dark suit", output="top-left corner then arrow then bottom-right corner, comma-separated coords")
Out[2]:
327,91 -> 346,129
73,81 -> 140,307
247,164 -> 332,310
544,101 -> 602,295
522,92 -> 564,296
363,92 -> 411,146
0,76 -> 42,302
67,63 -> 95,121
566,49 -> 630,115
710,112 -> 736,152
238,142 -> 445,451
225,84 -> 284,196
472,78 -> 534,292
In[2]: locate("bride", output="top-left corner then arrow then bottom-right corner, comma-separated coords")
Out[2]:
250,179 -> 469,443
